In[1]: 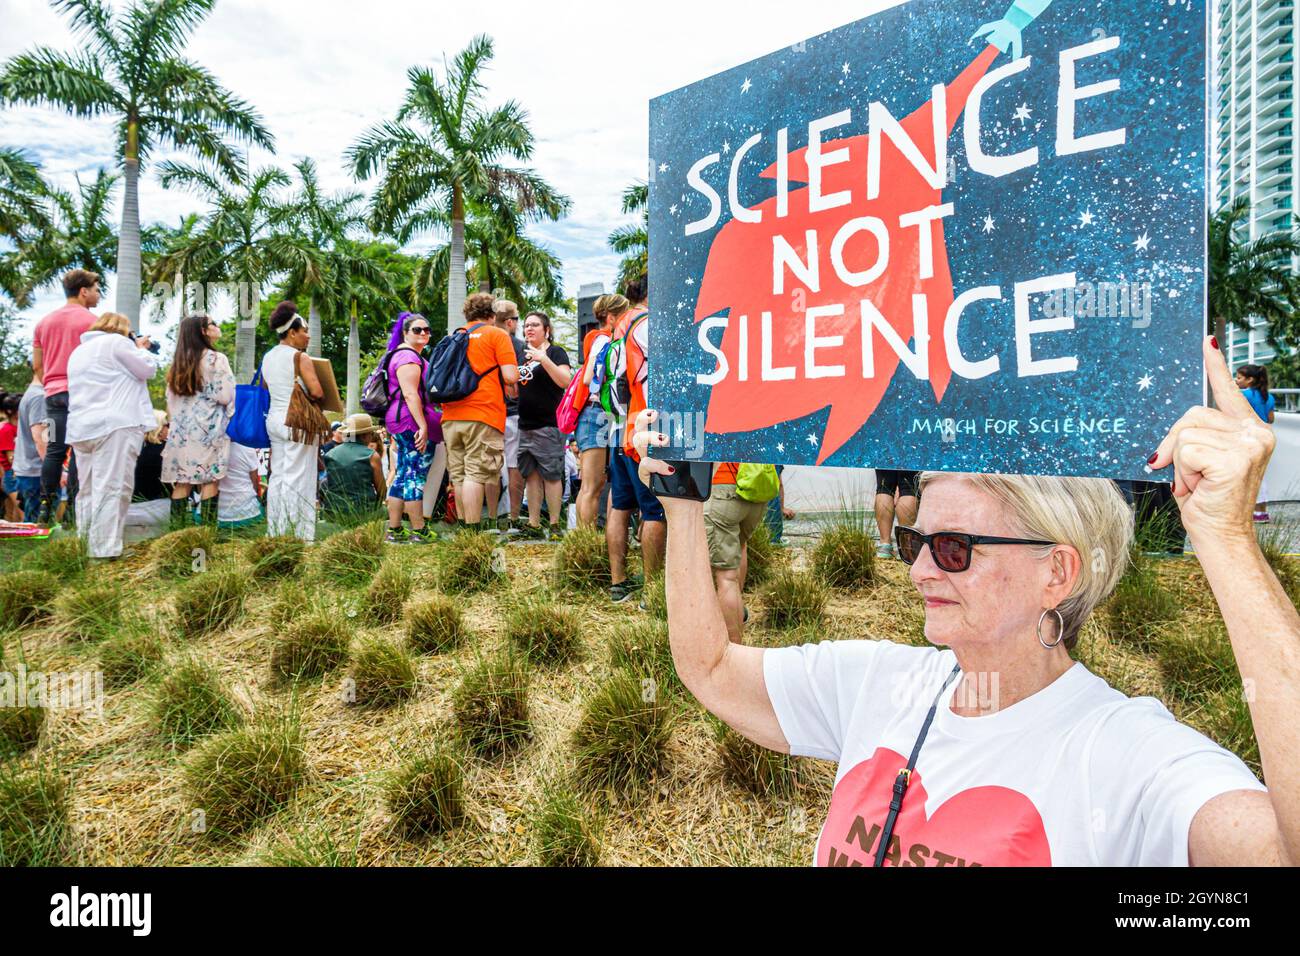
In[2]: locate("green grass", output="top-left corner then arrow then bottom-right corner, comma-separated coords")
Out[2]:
406,594 -> 469,656
551,527 -> 612,592
366,559 -> 413,626
607,619 -> 683,700
0,761 -> 70,865
270,612 -> 351,685
20,533 -> 87,577
0,705 -> 44,760
347,637 -> 418,708
258,821 -> 363,866
743,524 -> 783,590
99,630 -> 166,689
811,523 -> 878,590
504,597 -> 582,667
1105,553 -> 1179,647
316,523 -> 386,585
711,716 -> 799,799
183,711 -> 309,839
153,658 -> 241,746
54,583 -> 125,643
572,670 -> 676,802
761,569 -> 829,629
452,655 -> 532,758
437,532 -> 503,594
246,536 -> 307,579
0,571 -> 60,631
385,748 -> 466,838
532,783 -> 601,867
151,526 -> 217,579
174,567 -> 249,636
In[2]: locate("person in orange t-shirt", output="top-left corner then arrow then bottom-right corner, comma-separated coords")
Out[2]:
703,462 -> 767,644
441,292 -> 521,529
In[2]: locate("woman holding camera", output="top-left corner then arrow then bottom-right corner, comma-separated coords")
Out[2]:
65,312 -> 160,559
162,314 -> 235,528
634,337 -> 1297,866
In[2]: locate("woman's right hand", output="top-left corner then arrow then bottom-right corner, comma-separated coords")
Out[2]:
414,425 -> 428,454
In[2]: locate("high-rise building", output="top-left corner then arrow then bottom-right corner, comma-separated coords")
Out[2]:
1213,0 -> 1297,368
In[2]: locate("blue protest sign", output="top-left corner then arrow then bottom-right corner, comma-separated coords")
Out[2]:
647,0 -> 1207,479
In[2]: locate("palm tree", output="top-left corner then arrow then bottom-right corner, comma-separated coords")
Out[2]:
24,167 -> 120,294
347,35 -> 570,331
412,201 -> 565,319
1209,197 -> 1300,354
0,147 -> 51,305
153,161 -> 313,380
0,0 -> 273,331
141,212 -> 207,316
318,239 -> 398,413
609,181 -> 648,292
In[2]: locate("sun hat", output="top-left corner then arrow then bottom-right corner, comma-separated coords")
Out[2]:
343,413 -> 377,439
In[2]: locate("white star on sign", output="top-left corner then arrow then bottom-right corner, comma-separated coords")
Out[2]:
722,141 -> 731,154
807,434 -> 819,447
658,163 -> 669,173
842,62 -> 851,76
776,443 -> 785,454
982,214 -> 996,234
1137,375 -> 1154,392
685,277 -> 694,286
1134,232 -> 1152,252
741,78 -> 753,94
1013,103 -> 1033,124
669,203 -> 678,216
1079,209 -> 1095,227
1168,288 -> 1180,298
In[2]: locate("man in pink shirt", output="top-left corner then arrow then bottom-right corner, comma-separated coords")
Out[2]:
33,269 -> 100,525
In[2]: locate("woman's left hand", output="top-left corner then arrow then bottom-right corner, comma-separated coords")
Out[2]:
1151,336 -> 1276,545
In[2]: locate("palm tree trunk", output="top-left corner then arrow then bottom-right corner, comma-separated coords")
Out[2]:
116,121 -> 143,332
308,298 -> 322,358
236,285 -> 259,384
448,185 -> 466,331
347,300 -> 361,415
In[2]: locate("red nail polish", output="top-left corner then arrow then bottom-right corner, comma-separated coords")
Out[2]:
667,467 -> 676,475
1147,453 -> 1159,466
1211,337 -> 1219,351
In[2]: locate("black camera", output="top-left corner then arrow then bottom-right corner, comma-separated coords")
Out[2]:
129,331 -> 161,354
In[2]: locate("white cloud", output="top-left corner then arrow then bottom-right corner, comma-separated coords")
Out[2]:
1,0 -> 904,337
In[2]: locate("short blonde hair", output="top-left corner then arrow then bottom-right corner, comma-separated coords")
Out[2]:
493,299 -> 519,320
89,312 -> 131,336
918,473 -> 1134,650
593,293 -> 630,320
144,409 -> 169,445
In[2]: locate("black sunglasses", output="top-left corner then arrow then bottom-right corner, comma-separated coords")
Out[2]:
894,526 -> 1055,573
410,326 -> 432,334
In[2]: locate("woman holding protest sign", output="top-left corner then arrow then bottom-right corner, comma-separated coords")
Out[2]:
633,337 -> 1297,867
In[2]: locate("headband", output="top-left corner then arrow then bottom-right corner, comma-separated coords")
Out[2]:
274,313 -> 306,335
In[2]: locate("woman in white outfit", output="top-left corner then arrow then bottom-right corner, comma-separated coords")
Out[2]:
263,301 -> 325,542
65,312 -> 159,559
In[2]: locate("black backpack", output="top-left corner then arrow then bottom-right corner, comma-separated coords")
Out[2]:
359,346 -> 419,417
424,323 -> 497,404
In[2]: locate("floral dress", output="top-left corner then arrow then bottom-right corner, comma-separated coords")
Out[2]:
162,349 -> 236,484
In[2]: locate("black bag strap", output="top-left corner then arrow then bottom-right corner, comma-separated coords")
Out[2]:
384,346 -> 421,419
873,662 -> 962,868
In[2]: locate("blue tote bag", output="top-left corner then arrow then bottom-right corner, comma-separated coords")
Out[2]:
226,365 -> 270,449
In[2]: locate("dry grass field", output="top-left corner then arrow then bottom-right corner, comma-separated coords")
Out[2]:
0,518 -> 1286,867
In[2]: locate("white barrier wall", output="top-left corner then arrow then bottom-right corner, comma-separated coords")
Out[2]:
781,411 -> 1300,513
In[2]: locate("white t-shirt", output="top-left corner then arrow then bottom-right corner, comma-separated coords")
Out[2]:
764,640 -> 1265,867
218,443 -> 262,523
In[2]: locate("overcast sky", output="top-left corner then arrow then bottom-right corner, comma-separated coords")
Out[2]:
0,0 -> 903,338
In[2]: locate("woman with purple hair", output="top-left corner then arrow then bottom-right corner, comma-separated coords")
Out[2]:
382,312 -> 440,544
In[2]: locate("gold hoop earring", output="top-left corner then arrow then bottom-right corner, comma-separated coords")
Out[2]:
1038,608 -> 1066,650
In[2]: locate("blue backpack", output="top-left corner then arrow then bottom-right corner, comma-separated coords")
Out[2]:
424,323 -> 496,404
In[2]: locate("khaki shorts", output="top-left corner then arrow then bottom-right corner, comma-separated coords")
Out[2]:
443,419 -> 505,485
703,485 -> 767,571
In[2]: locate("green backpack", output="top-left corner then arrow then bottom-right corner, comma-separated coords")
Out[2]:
735,464 -> 780,503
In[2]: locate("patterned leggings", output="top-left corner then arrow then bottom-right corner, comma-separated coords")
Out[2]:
388,430 -> 434,503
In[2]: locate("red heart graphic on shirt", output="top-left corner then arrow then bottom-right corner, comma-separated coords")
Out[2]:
817,748 -> 1051,867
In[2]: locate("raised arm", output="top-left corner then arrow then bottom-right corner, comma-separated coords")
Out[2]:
1152,336 -> 1299,867
632,410 -> 789,753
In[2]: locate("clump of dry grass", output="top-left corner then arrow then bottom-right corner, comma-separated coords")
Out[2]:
437,531 -> 502,594
452,655 -> 531,758
346,637 -> 418,708
406,594 -> 469,656
607,619 -> 682,700
551,527 -> 611,592
316,523 -> 385,585
271,612 -> 350,685
0,761 -> 69,865
643,573 -> 668,620
1105,553 -> 1178,647
1257,521 -> 1300,606
151,526 -> 216,579
385,748 -> 466,838
532,782 -> 601,867
366,559 -> 412,626
0,570 -> 59,631
1156,624 -> 1238,702
812,522 -> 877,590
0,705 -> 44,759
20,533 -> 87,577
152,658 -> 240,746
183,711 -> 309,839
572,670 -> 675,802
246,536 -> 306,579
175,567 -> 249,636
744,524 -> 782,590
99,630 -> 165,689
761,569 -> 829,629
711,716 -> 799,799
505,597 -> 581,667
54,583 -> 124,643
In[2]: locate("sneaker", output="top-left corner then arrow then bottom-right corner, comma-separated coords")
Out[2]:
610,581 -> 638,604
408,527 -> 437,545
1254,512 -> 1272,524
876,542 -> 894,560
624,573 -> 645,590
546,525 -> 565,542
497,516 -> 513,534
385,527 -> 409,545
517,523 -> 547,541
